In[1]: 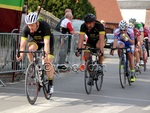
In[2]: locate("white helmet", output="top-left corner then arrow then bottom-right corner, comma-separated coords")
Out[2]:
119,20 -> 127,30
25,12 -> 38,24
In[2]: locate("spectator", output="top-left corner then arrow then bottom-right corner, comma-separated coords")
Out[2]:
60,12 -> 78,34
55,8 -> 72,32
59,12 -> 78,65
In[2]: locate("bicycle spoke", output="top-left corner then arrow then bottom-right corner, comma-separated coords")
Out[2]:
95,72 -> 103,91
43,74 -> 52,100
25,63 -> 38,105
84,60 -> 92,94
119,57 -> 126,88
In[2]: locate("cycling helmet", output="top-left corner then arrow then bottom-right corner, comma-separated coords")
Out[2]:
25,12 -> 38,24
119,20 -> 127,30
129,18 -> 136,23
84,13 -> 96,22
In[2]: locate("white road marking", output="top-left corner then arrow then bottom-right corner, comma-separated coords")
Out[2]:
82,103 -> 133,113
142,105 -> 150,111
0,97 -> 80,113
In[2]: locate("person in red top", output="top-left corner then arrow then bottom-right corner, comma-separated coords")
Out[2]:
141,22 -> 150,39
60,12 -> 78,34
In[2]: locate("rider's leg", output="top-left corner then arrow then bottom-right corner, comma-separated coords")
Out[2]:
96,41 -> 104,64
27,42 -> 38,62
128,52 -> 135,71
116,41 -> 124,57
139,38 -> 144,65
46,55 -> 54,83
128,45 -> 135,82
134,47 -> 140,66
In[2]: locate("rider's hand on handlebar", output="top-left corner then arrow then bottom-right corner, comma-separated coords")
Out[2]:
16,54 -> 23,61
75,48 -> 81,57
110,50 -> 114,56
75,51 -> 81,57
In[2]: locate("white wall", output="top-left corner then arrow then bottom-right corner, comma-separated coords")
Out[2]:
120,9 -> 146,23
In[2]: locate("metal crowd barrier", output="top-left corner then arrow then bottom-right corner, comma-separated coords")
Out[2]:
0,33 -> 28,82
0,33 -> 81,84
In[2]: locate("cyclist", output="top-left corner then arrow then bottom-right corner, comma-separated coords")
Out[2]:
141,22 -> 150,57
16,12 -> 54,94
76,13 -> 105,84
110,20 -> 135,82
128,23 -> 141,70
129,18 -> 144,65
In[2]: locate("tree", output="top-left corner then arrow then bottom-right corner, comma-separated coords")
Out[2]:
27,0 -> 96,19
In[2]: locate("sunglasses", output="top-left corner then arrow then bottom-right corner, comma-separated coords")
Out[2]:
120,30 -> 126,31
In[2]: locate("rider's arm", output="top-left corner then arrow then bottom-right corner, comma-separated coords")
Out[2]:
19,26 -> 28,57
78,33 -> 84,48
126,29 -> 134,45
43,24 -> 51,57
44,36 -> 50,57
99,33 -> 105,53
20,37 -> 27,56
98,23 -> 105,54
78,24 -> 85,49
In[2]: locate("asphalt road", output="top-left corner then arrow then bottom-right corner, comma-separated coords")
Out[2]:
0,49 -> 150,113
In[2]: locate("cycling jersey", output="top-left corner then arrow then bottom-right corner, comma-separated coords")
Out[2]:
60,18 -> 74,34
21,21 -> 54,54
133,28 -> 141,46
134,22 -> 144,32
133,28 -> 141,38
80,20 -> 105,48
143,27 -> 150,37
114,27 -> 134,46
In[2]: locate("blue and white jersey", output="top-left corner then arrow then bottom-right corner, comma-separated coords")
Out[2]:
113,27 -> 135,46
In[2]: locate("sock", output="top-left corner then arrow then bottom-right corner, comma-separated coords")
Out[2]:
48,78 -> 53,85
130,70 -> 135,73
136,63 -> 139,66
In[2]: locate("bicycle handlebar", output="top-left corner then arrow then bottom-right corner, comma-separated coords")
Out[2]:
16,49 -> 46,57
111,47 -> 131,51
78,48 -> 100,51
77,48 -> 103,56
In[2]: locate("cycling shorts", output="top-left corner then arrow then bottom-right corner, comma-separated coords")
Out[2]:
28,39 -> 54,56
118,41 -> 134,53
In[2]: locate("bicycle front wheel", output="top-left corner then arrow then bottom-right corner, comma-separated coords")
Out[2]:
43,72 -> 52,100
25,63 -> 39,105
95,70 -> 103,91
119,57 -> 126,89
84,59 -> 92,94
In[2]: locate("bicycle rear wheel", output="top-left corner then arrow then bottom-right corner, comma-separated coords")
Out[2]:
25,63 -> 39,105
43,71 -> 52,100
95,69 -> 103,91
119,57 -> 126,88
84,59 -> 92,94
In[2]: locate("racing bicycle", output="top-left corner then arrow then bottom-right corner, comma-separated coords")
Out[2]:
17,49 -> 53,105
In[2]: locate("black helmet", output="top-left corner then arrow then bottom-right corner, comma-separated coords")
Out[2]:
84,13 -> 96,22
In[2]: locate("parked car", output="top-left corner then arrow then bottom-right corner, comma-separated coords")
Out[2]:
104,33 -> 114,48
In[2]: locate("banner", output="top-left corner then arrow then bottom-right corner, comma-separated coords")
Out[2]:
0,0 -> 24,32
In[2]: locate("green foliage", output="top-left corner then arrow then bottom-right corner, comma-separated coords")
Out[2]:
27,0 -> 96,20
